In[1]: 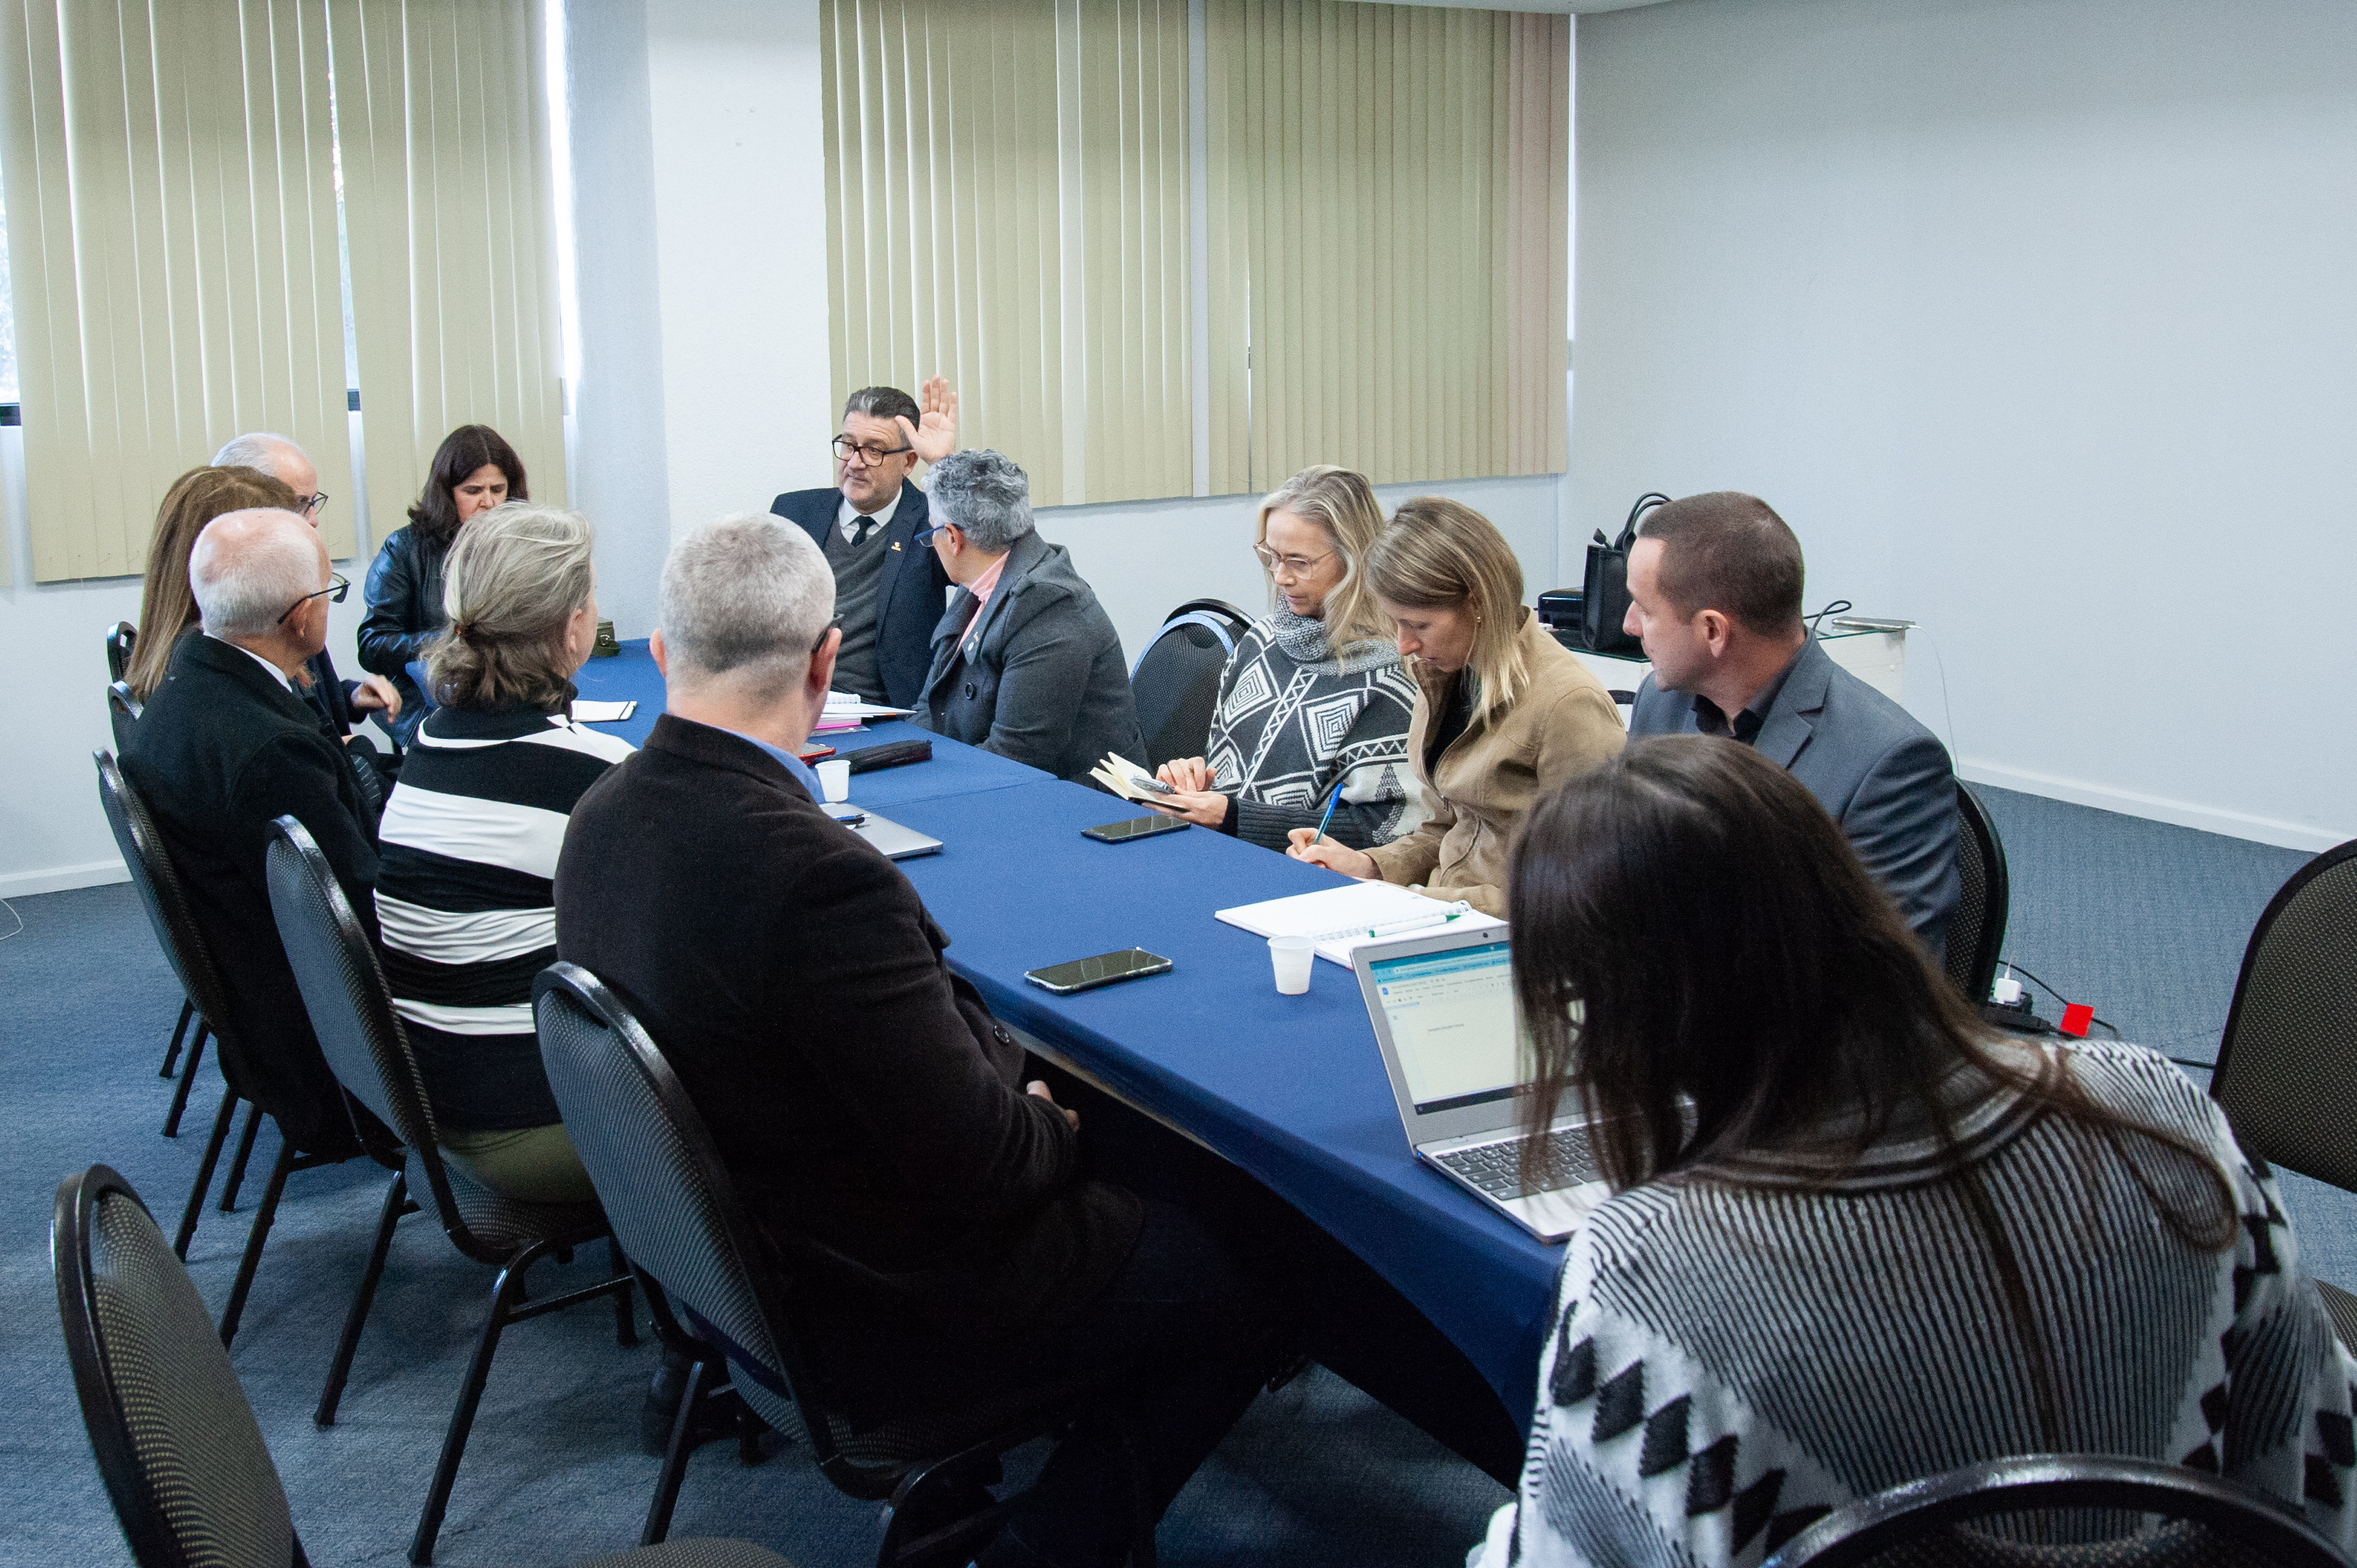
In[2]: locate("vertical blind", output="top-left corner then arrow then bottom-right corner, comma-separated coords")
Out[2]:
822,0 -> 1192,508
1204,0 -> 1569,494
329,0 -> 567,537
0,0 -> 355,579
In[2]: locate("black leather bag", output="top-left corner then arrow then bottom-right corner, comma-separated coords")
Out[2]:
1580,492 -> 1669,654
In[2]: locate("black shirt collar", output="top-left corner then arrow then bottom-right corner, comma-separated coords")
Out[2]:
1692,643 -> 1805,746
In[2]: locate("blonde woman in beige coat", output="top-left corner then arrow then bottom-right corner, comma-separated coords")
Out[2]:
1289,498 -> 1625,916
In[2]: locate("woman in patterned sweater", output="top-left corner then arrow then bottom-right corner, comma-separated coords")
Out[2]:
1478,737 -> 2356,1567
374,501 -> 631,1205
1151,466 -> 1424,850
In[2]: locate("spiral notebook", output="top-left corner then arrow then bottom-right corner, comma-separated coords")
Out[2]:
1215,882 -> 1505,969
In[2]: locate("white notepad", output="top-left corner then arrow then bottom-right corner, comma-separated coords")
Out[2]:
1216,883 -> 1505,968
570,700 -> 637,723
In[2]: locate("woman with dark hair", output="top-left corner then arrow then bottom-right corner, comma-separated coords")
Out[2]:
1474,736 -> 2356,1567
358,423 -> 527,745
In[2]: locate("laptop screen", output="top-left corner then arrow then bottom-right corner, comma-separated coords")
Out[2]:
1367,938 -> 1528,1115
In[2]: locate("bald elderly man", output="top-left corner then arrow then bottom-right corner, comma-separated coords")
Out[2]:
123,507 -> 384,1157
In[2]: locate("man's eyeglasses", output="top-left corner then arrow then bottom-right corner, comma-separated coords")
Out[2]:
293,491 -> 330,518
1253,544 -> 1334,576
832,436 -> 914,467
277,572 -> 349,625
912,518 -> 957,548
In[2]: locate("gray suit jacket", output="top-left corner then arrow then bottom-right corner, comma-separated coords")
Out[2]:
916,529 -> 1145,783
1629,637 -> 1960,956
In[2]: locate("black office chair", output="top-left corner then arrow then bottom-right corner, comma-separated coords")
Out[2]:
94,751 -> 242,1196
2206,836 -> 2357,1351
264,818 -> 637,1567
105,619 -> 137,683
1762,1454 -> 2353,1567
108,677 -> 143,758
533,963 -> 1156,1567
1945,784 -> 2010,1008
1128,598 -> 1251,770
53,1164 -> 795,1568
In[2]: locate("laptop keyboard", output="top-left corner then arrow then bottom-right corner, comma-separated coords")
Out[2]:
1434,1126 -> 1601,1201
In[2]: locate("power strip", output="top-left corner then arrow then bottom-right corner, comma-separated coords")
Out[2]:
1980,997 -> 2054,1036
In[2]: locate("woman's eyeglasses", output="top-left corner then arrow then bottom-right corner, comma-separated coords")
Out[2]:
277,572 -> 349,625
1253,545 -> 1333,576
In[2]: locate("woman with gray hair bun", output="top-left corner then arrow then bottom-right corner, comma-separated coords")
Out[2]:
914,448 -> 1147,783
373,501 -> 632,1203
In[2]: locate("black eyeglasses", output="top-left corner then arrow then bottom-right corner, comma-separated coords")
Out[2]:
293,491 -> 330,518
277,572 -> 349,625
832,436 -> 914,467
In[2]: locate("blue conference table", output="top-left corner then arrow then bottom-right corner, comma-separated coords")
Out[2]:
573,641 -> 1563,1428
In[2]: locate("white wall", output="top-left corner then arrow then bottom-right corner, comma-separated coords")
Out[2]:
1569,0 -> 2357,850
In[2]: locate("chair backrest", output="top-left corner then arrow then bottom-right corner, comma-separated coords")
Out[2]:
261,816 -> 463,1227
1945,783 -> 2010,1006
54,1165 -> 303,1568
95,751 -> 233,1034
532,964 -> 810,1447
1763,1455 -> 2350,1568
108,680 -> 143,755
1130,610 -> 1242,769
107,620 -> 138,684
2209,839 -> 2357,1192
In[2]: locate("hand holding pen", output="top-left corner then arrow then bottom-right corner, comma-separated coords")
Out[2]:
1286,781 -> 1380,879
1144,753 -> 1234,827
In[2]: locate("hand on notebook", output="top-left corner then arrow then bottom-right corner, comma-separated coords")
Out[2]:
1287,831 -> 1378,879
1156,755 -> 1212,791
1026,1079 -> 1078,1130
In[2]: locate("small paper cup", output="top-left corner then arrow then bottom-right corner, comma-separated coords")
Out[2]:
1269,935 -> 1315,995
816,758 -> 852,803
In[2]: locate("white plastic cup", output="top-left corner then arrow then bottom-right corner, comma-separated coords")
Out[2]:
816,758 -> 852,803
1269,935 -> 1315,995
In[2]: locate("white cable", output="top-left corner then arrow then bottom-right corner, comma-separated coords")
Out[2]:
1911,622 -> 1962,763
0,898 -> 21,941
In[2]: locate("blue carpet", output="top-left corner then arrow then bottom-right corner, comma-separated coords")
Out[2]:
3,787 -> 2348,1565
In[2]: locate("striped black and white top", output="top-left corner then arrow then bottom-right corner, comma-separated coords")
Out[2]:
376,706 -> 633,1132
1475,1039 -> 2357,1567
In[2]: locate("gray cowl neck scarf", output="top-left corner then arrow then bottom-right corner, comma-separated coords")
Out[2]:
1267,604 -> 1398,677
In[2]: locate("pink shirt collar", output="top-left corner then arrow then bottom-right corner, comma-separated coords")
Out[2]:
965,550 -> 1011,615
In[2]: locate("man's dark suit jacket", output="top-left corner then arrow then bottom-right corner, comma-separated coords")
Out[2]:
122,633 -> 382,1154
769,482 -> 948,709
554,714 -> 1141,1350
1630,636 -> 1962,956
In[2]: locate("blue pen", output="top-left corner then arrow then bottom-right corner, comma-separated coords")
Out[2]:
1310,781 -> 1344,846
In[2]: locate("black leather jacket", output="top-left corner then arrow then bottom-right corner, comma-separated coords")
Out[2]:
358,524 -> 449,747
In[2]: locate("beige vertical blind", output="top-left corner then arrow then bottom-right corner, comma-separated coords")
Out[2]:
1205,0 -> 1568,495
0,0 -> 354,580
330,0 -> 566,537
822,0 -> 1191,508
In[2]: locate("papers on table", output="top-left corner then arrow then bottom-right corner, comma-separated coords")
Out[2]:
1089,752 -> 1177,806
570,700 -> 636,723
816,691 -> 915,735
1216,882 -> 1506,968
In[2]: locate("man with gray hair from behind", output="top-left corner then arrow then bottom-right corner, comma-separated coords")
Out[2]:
557,514 -> 1276,1567
914,448 -> 1145,784
121,507 -> 386,1157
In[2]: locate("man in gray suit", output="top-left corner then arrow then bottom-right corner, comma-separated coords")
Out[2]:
915,449 -> 1146,783
1625,491 -> 1960,956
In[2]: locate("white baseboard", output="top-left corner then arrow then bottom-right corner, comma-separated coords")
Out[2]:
1958,758 -> 2351,854
0,857 -> 129,899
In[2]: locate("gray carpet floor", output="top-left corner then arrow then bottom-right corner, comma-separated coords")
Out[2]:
1,782 -> 2346,1567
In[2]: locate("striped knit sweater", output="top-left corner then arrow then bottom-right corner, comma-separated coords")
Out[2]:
375,706 -> 633,1132
1475,1039 -> 2357,1567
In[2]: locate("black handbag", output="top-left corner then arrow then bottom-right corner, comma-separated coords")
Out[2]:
1580,492 -> 1668,654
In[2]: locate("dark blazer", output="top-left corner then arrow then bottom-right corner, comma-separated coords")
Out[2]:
358,523 -> 449,747
916,529 -> 1146,784
554,714 -> 1141,1350
298,646 -> 390,819
121,633 -> 383,1155
770,482 -> 948,709
1630,636 -> 1961,956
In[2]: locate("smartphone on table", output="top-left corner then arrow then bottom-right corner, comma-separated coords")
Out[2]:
1024,948 -> 1174,995
1082,815 -> 1190,844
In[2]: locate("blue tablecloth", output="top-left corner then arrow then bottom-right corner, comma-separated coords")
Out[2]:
571,638 -> 1562,1421
572,640 -> 1042,810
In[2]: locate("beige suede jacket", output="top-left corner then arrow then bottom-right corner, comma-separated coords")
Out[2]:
1362,610 -> 1625,917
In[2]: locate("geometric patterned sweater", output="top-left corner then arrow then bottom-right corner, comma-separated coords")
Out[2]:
1204,612 -> 1427,852
1472,1039 -> 2357,1567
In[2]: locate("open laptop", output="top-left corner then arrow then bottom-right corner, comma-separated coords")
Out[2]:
1352,924 -> 1607,1242
823,805 -> 943,861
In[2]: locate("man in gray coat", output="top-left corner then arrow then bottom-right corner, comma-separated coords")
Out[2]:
914,449 -> 1146,783
1625,491 -> 1960,957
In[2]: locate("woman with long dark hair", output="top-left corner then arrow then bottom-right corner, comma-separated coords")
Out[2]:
1475,737 -> 2355,1566
358,423 -> 527,745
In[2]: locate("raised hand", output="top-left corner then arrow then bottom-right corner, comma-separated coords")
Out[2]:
899,374 -> 959,465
